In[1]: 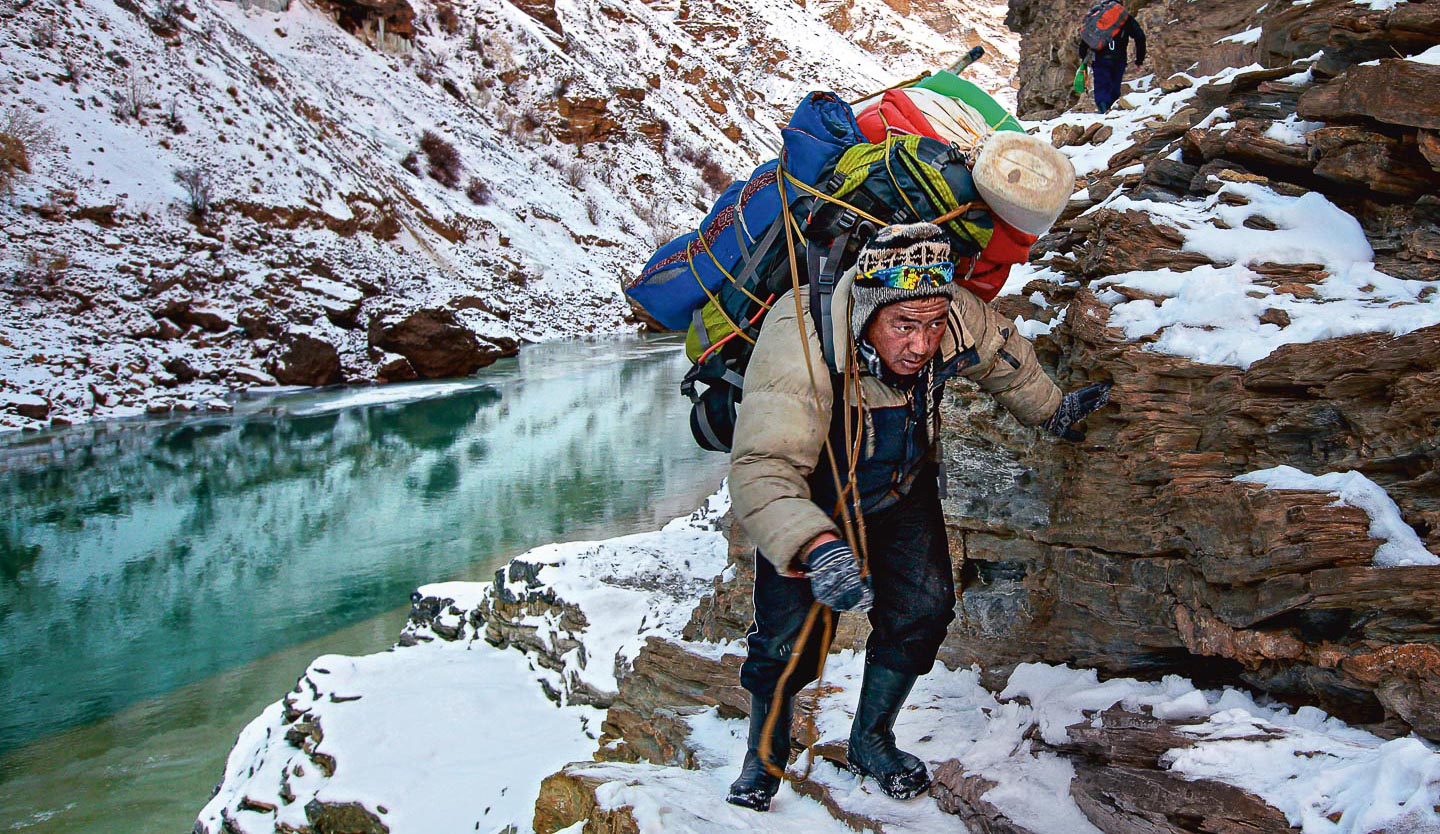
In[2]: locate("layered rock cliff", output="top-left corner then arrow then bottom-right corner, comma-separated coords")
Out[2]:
956,0 -> 1440,745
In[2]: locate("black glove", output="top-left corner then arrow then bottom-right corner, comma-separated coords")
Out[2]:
804,540 -> 873,613
1043,382 -> 1112,442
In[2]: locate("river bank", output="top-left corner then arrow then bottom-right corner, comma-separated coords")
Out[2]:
0,335 -> 727,833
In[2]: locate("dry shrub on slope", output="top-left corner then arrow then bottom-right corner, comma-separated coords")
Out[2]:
420,129 -> 463,188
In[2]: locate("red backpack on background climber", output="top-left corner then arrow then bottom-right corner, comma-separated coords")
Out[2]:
1080,0 -> 1130,50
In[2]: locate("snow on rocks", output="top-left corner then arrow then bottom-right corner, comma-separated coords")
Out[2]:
195,487 -> 730,833
1088,182 -> 1439,369
193,635 -> 607,834
1236,465 -> 1439,567
1015,52 -> 1440,372
542,650 -> 1440,833
1218,26 -> 1264,45
201,486 -> 1440,833
466,487 -> 731,704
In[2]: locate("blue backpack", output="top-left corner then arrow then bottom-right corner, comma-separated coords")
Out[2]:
625,92 -> 863,333
623,93 -> 865,451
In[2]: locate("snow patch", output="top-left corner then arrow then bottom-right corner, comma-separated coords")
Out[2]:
1090,182 -> 1440,368
1407,44 -> 1440,65
1219,27 -> 1263,45
1264,114 -> 1325,145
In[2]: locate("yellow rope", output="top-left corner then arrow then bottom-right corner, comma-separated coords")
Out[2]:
695,218 -> 771,310
755,168 -> 870,785
685,239 -> 753,345
782,172 -> 888,227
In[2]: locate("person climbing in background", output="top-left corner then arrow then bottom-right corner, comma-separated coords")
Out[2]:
724,222 -> 1111,811
1077,0 -> 1146,114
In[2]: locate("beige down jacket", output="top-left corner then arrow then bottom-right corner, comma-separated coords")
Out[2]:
729,270 -> 1062,573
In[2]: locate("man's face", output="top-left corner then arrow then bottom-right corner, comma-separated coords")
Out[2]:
864,296 -> 950,376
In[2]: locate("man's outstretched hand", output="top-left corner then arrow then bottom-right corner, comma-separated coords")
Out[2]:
804,540 -> 873,613
1043,382 -> 1112,442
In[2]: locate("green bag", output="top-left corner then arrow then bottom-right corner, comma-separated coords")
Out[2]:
1073,66 -> 1087,94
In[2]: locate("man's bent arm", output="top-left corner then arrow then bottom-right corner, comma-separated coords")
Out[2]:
951,291 -> 1063,426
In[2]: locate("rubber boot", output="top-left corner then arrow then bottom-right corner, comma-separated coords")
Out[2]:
847,663 -> 930,799
726,694 -> 792,812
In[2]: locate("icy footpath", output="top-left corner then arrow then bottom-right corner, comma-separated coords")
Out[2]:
198,484 -> 1439,833
552,656 -> 1440,834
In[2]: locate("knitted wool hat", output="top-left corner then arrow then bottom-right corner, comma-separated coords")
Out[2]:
849,222 -> 960,341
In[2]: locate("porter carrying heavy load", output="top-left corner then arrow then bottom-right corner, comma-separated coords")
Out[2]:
624,60 -> 1075,452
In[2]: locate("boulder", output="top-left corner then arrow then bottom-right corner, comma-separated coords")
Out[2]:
269,331 -> 343,386
1308,125 -> 1437,198
1,392 -> 51,420
1041,708 -> 1294,833
1066,209 -> 1216,280
171,304 -> 234,333
303,800 -> 388,834
930,763 -> 1039,834
231,365 -> 278,387
596,637 -> 747,767
368,308 -> 516,380
1298,60 -> 1440,130
533,768 -> 639,834
1415,128 -> 1440,174
1138,157 -> 1202,196
1051,123 -> 1084,148
1259,307 -> 1291,327
556,96 -> 618,146
1181,120 -> 1314,178
374,352 -> 417,383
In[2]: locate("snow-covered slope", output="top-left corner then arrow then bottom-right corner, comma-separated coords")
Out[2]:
0,0 -> 1018,430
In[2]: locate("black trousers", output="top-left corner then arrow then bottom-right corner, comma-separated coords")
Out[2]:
1093,57 -> 1124,113
739,474 -> 956,702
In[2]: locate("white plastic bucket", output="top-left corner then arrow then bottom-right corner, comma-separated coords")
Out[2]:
972,132 -> 1076,237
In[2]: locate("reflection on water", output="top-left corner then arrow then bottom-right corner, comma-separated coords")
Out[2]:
0,608 -> 408,834
0,335 -> 726,832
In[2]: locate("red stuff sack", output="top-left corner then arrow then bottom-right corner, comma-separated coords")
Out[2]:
1080,0 -> 1130,50
961,216 -> 1038,302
